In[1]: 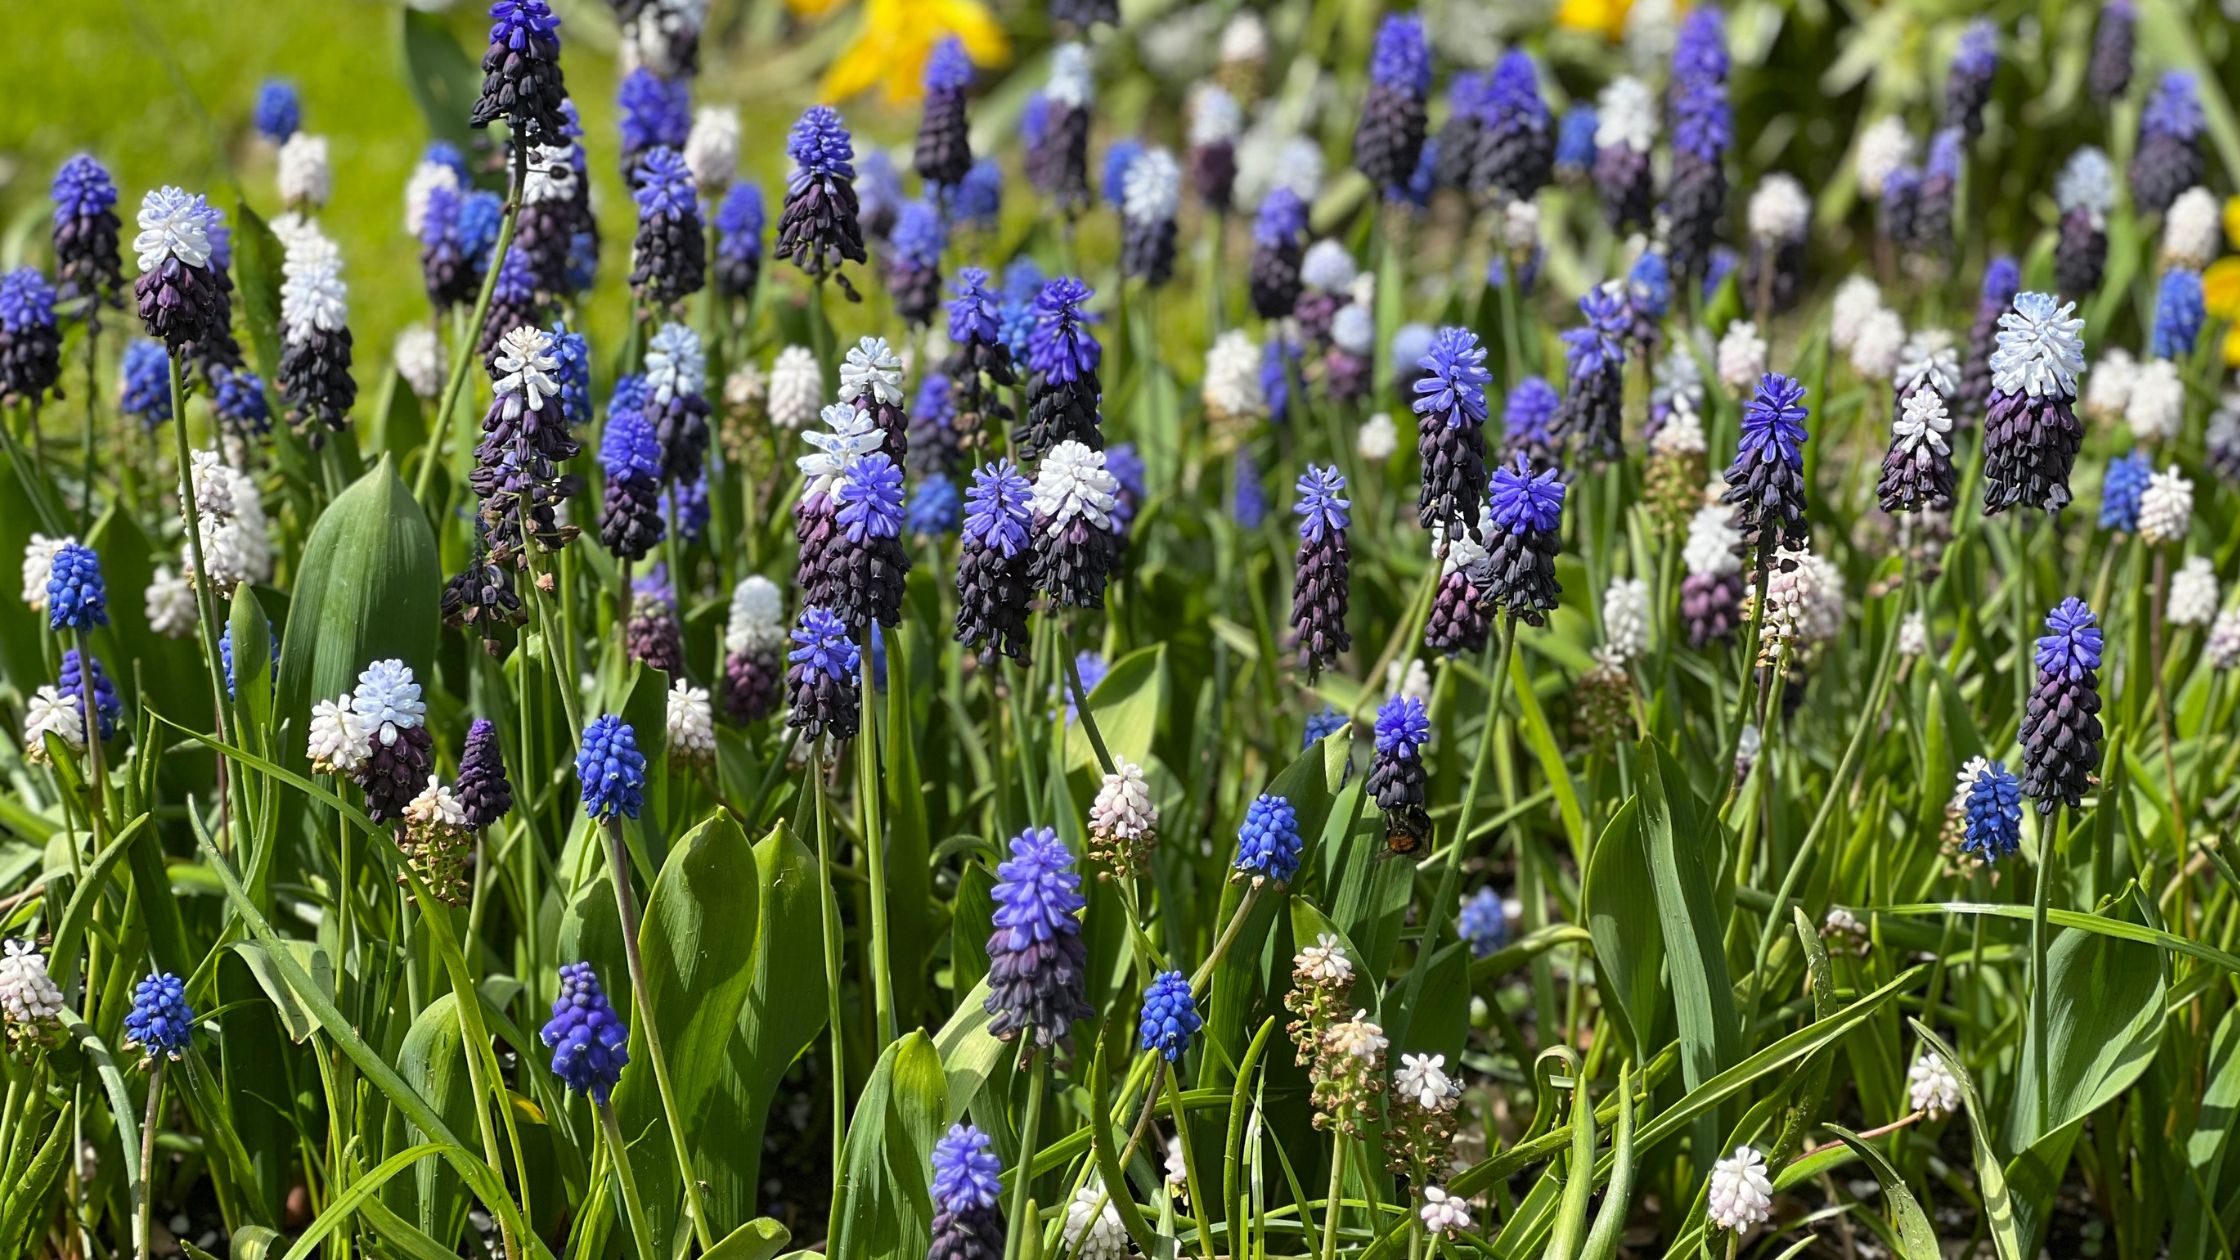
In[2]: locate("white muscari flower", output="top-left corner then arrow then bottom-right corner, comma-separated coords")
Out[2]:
1653,345 -> 1705,414
1047,43 -> 1095,109
1358,412 -> 1399,462
1293,932 -> 1354,985
1822,905 -> 1865,937
1387,656 -> 1432,704
1829,275 -> 1883,352
1301,240 -> 1358,293
2138,465 -> 2194,545
2082,347 -> 2139,422
2126,358 -> 2184,443
134,187 -> 215,271
405,776 -> 468,834
1707,1145 -> 1774,1231
24,686 -> 86,763
491,326 -> 560,416
1331,305 -> 1374,356
0,939 -> 66,1027
1219,11 -> 1267,62
724,360 -> 767,414
1989,292 -> 2086,400
1907,1052 -> 1962,1120
1894,328 -> 1959,397
1603,577 -> 1651,662
276,132 -> 331,209
404,157 -> 460,236
395,325 -> 446,400
2208,607 -> 2240,669
645,322 -> 707,404
1650,397 -> 1706,457
768,346 -> 821,430
308,693 -> 372,776
280,248 -> 348,342
22,534 -> 71,612
1418,1186 -> 1473,1239
1762,545 -> 1844,652
1596,76 -> 1657,153
1163,1135 -> 1189,1200
2169,556 -> 2219,626
798,404 -> 883,498
1433,508 -> 1491,576
1032,440 -> 1122,534
1188,83 -> 1242,147
1899,610 -> 1929,657
1327,1011 -> 1388,1060
1747,174 -> 1810,243
684,106 -> 741,194
666,681 -> 716,760
727,575 -> 788,655
1501,200 -> 1540,254
1121,147 -> 1182,225
1393,1052 -> 1461,1112
1891,389 -> 1953,462
1854,116 -> 1913,199
351,659 -> 426,747
1716,320 -> 1766,393
145,565 -> 196,638
2164,186 -> 2221,268
1683,505 -> 1743,578
2055,146 -> 2117,216
1062,1179 -> 1128,1260
840,336 -> 905,407
1849,307 -> 1907,382
522,143 -> 578,205
1090,758 -> 1158,842
1236,124 -> 1322,209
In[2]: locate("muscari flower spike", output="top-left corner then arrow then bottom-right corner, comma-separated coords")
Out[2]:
776,105 -> 868,301
0,268 -> 62,404
915,37 -> 977,191
254,78 -> 300,144
1138,970 -> 1203,1063
2132,71 -> 2203,216
1722,372 -> 1812,562
886,200 -> 946,327
1470,453 -> 1566,626
2100,450 -> 2152,532
1959,255 -> 2020,419
469,0 -> 572,144
1233,792 -> 1303,885
1982,292 -> 2086,515
133,187 -> 231,352
1945,19 -> 1997,139
1956,757 -> 2023,863
1367,694 -> 1433,851
1354,13 -> 1430,196
1665,9 -> 1731,282
984,826 -> 1095,1053
2090,0 -> 2135,103
713,181 -> 765,302
629,147 -> 706,309
45,541 -> 107,632
575,714 -> 647,821
1249,188 -> 1308,320
2021,597 -> 2104,813
830,453 -> 911,631
2151,267 -> 2203,359
58,649 -> 122,742
1018,277 -> 1103,460
617,66 -> 690,171
125,972 -> 195,1061
541,961 -> 629,1101
786,606 -> 862,741
955,459 -> 1035,661
51,154 -> 123,312
1412,326 -> 1492,539
1554,285 -> 1629,464
1472,50 -> 1555,203
1459,886 -> 1508,958
1292,465 -> 1352,678
456,717 -> 515,830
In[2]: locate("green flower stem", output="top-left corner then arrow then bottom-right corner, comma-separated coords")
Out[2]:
73,627 -> 110,848
167,353 -> 239,854
2029,808 -> 2061,1130
597,1098 -> 661,1260
80,320 -> 101,533
1003,1053 -> 1050,1260
858,629 -> 897,1048
1320,1131 -> 1348,1260
808,740 -> 847,1164
136,1059 -> 162,1260
413,139 -> 528,507
600,814 -> 715,1252
1063,621 -> 1117,778
1167,1066 -> 1217,1260
2147,548 -> 2188,845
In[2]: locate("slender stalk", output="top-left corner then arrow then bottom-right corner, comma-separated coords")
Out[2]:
601,816 -> 716,1251
80,319 -> 101,533
809,741 -> 847,1164
2148,549 -> 2188,844
1063,621 -> 1117,777
1320,1133 -> 1348,1260
597,1099 -> 661,1260
857,629 -> 896,1048
136,1061 -> 162,1260
2029,809 -> 2058,1130
414,139 -> 529,505
1003,1055 -> 1050,1260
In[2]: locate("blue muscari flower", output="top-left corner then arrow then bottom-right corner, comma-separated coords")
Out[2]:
1504,376 -> 1559,451
1102,137 -> 1145,209
907,474 -> 963,535
1485,50 -> 1551,138
1027,277 -> 1100,384
964,458 -> 1033,555
1020,92 -> 1051,150
2152,267 -> 2204,359
1375,694 -> 1431,758
2036,596 -> 2104,680
1413,326 -> 1492,430
991,825 -> 1085,945
0,269 -> 58,334
217,625 -> 278,700
212,367 -> 271,434
1233,792 -> 1303,883
925,35 -> 976,92
1556,104 -> 1598,172
1458,887 -> 1508,958
601,378 -> 659,477
1253,187 -> 1307,247
1370,14 -> 1431,96
618,67 -> 691,160
2144,70 -> 2205,141
254,78 -> 300,144
1959,759 -> 2024,863
457,191 -> 505,273
1700,245 -> 1739,303
1735,372 -> 1809,473
1488,451 -> 1567,534
789,105 -> 856,184
716,181 -> 764,247
1234,449 -> 1265,529
424,140 -> 468,181
1107,442 -> 1146,533
631,562 -> 675,610
1982,255 -> 2021,305
575,714 -> 647,820
1951,19 -> 1997,79
1063,651 -> 1107,723
955,159 -> 1003,229
1002,257 -> 1045,302
892,199 -> 946,268
121,339 -> 171,428
1295,465 -> 1350,542
125,972 -> 194,1060
1303,706 -> 1349,748
1262,336 -> 1299,424
660,474 -> 710,542
1137,970 -> 1203,1062
1402,137 -> 1439,208
948,266 -> 1003,347
1562,285 -> 1629,379
998,261 -> 1045,361
46,542 -> 107,632
1626,251 -> 1672,320
2100,450 -> 2151,532
566,228 -> 599,293
914,370 -> 955,429
858,148 -> 902,230
58,649 -> 122,741
1926,126 -> 1964,184
1669,58 -> 1732,160
1672,7 -> 1731,84
550,319 -> 591,425
632,147 -> 697,220
542,961 -> 630,1102
790,607 -> 861,682
203,205 -> 233,271
931,1123 -> 1002,1213
836,453 -> 906,542
51,153 -> 116,221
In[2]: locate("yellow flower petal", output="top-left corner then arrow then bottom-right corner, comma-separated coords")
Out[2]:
2224,323 -> 2240,368
1557,0 -> 1634,39
789,0 -> 847,17
2224,196 -> 2240,250
819,0 -> 1010,104
2204,257 -> 2240,321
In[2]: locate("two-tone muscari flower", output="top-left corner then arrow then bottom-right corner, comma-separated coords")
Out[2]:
985,826 -> 1094,1052
1743,173 -> 1809,310
1589,76 -> 1656,229
598,378 -> 666,562
0,269 -> 61,405
1878,384 -> 1955,513
827,452 -> 910,631
644,321 -> 710,484
1294,241 -> 1357,348
928,1124 -> 1005,1260
1470,453 -> 1566,627
1120,148 -> 1183,286
1290,466 -> 1352,678
1554,284 -> 1629,464
943,267 -> 1016,446
1188,83 -> 1242,213
470,325 -> 581,558
1249,188 -> 1309,321
51,155 -> 122,314
1087,758 -> 1156,876
418,185 -> 487,311
1353,13 -> 1430,196
1367,694 -> 1432,851
512,139 -> 585,296
886,201 -> 946,326
1426,508 -> 1493,657
125,973 -> 195,1062
2089,0 -> 2135,102
775,105 -> 867,301
2050,147 -> 2114,302
478,241 -> 549,360
795,403 -> 882,614
916,39 -> 978,194
1412,326 -> 1492,540
953,459 -> 1036,662
1019,278 -> 1103,459
1465,51 -> 1555,204
1029,440 -> 1122,609
543,962 -> 629,1101
276,231 -> 355,443
627,147 -> 705,309
1982,292 -> 2086,515
719,576 -> 786,724
785,606 -> 861,740
1944,18 -> 1997,138
1958,256 -> 2019,421
711,181 -> 764,305
1665,8 -> 1731,283
2151,267 -> 2204,359
345,659 -> 434,823
1723,372 -> 1811,564
2133,71 -> 2204,216
1025,45 -> 1094,216
469,0 -> 572,144
132,187 -> 229,352
2021,598 -> 2105,812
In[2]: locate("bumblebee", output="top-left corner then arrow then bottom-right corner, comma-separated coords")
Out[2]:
1382,806 -> 1431,858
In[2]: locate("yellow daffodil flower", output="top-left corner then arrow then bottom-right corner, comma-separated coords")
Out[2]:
821,0 -> 1010,104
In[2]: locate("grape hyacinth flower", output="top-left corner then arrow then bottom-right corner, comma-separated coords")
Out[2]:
1503,375 -> 1561,471
953,158 -> 1003,232
928,1124 -> 1005,1260
626,592 -> 685,674
906,475 -> 962,537
0,939 -> 67,1032
418,186 -> 480,311
542,962 -> 629,1101
1088,758 -> 1157,874
1955,756 -> 2023,863
455,717 -> 514,830
2090,0 -> 2134,102
1426,511 -> 1493,658
1458,887 -> 1508,958
908,372 -> 960,479
1593,77 -> 1656,229
1665,9 -> 1731,283
2137,464 -> 2192,547
2151,267 -> 2204,360
712,182 -> 764,303
886,200 -> 946,327
786,606 -> 862,741
644,321 -> 711,484
1944,19 -> 1997,139
1120,148 -> 1182,286
1368,694 -> 1432,851
1025,46 -> 1094,216
1681,507 -> 1745,648
1553,285 -> 1629,464
354,659 -> 434,823
915,37 -> 976,191
944,267 -> 1016,446
477,242 -> 548,360
277,233 -> 356,443
617,67 -> 689,176
1353,13 -> 1430,196
58,649 -> 121,743
776,105 -> 867,301
796,403 -> 883,614
1291,465 -> 1352,679
1233,792 -> 1303,886
684,105 -> 739,198
469,0 -> 572,144
2099,450 -> 2151,533
1878,387 -> 1956,513
1029,440 -> 1122,609
2132,71 -> 2203,216
723,577 -> 787,724
1412,326 -> 1491,539
0,269 -> 62,405
1982,292 -> 2086,515
1188,83 -> 1242,213
1138,970 -> 1203,1063
1473,50 -> 1555,203
984,826 -> 1094,1052
132,187 -> 229,352
1708,1147 -> 1774,1233
1249,188 -> 1308,321
2020,598 -> 2104,812
1555,103 -> 1597,181
576,714 -> 647,820
51,155 -> 123,314
513,140 -> 583,296
955,459 -> 1036,661
1470,454 -> 1566,626
254,78 -> 300,144
125,973 -> 195,1061
45,541 -> 107,633
1233,450 -> 1266,530
1100,141 -> 1144,216
470,325 -> 581,558
2053,148 -> 2113,301
1722,372 -> 1812,563
831,453 -> 911,631
1429,71 -> 1488,193
598,383 -> 666,562
1960,256 -> 2020,420
841,334 -> 909,466
1018,278 -> 1103,460
628,147 -> 705,309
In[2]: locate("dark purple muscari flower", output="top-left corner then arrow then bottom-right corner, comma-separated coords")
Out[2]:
1503,375 -> 1561,471
0,269 -> 62,405
955,459 -> 1035,659
776,105 -> 868,301
1249,188 -> 1308,321
1291,465 -> 1351,679
477,246 -> 549,361
58,649 -> 122,742
254,78 -> 300,144
787,606 -> 862,740
1017,278 -> 1103,460
1958,759 -> 2024,863
211,365 -> 270,437
2133,72 -> 2205,216
1413,326 -> 1492,538
886,200 -> 946,328
626,593 -> 685,673
1354,13 -> 1431,197
363,725 -> 435,825
1722,372 -> 1812,563
470,0 -> 572,143
120,339 -> 171,428
617,67 -> 690,174
133,188 -> 232,354
2054,201 -> 2106,303
1472,50 -> 1555,202
1470,453 -> 1566,626
420,186 -> 479,310
51,155 -> 122,314
1945,19 -> 1997,139
456,717 -> 515,829
599,384 -> 665,562
830,453 -> 911,631
1909,128 -> 1962,260
916,37 -> 976,191
628,147 -> 705,308
927,1123 -> 1006,1260
1431,71 -> 1489,193
1367,694 -> 1432,849
984,826 -> 1094,1053
1556,104 -> 1598,177
2151,267 -> 2204,359
943,267 -> 1016,446
513,144 -> 583,297
2021,597 -> 2104,812
1982,292 -> 2086,515
1682,569 -> 1745,648
713,182 -> 765,302
2089,0 -> 2134,103
470,328 -> 581,558
1959,255 -> 2019,421
2100,450 -> 2151,532
542,962 -> 629,1101
1554,285 -> 1629,464
1665,9 -> 1731,284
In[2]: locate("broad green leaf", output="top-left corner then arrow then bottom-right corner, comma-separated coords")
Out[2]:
1825,1125 -> 1939,1260
399,9 -> 480,155
1582,799 -> 1662,1058
828,1032 -> 950,1260
228,939 -> 332,1044
230,203 -> 285,390
387,995 -> 478,1250
2172,1005 -> 2240,1260
1064,643 -> 1166,772
704,1218 -> 793,1260
0,1102 -> 71,1260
